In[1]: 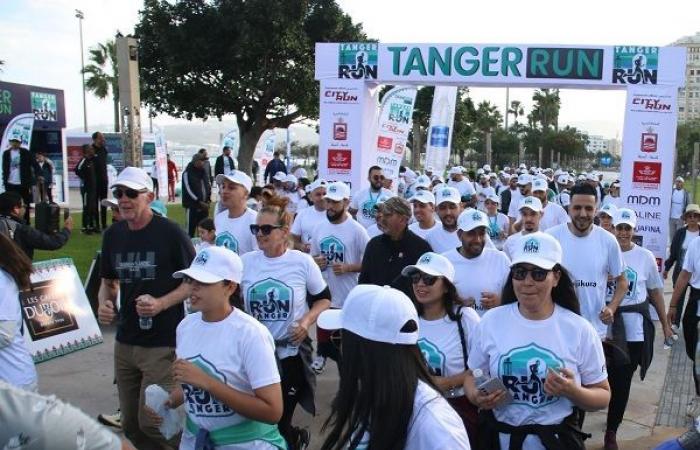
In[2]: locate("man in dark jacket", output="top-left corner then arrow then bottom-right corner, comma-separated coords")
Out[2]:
358,197 -> 432,300
0,191 -> 72,259
263,151 -> 287,184
182,153 -> 211,237
91,132 -> 109,231
35,151 -> 54,202
2,137 -> 39,224
214,146 -> 236,177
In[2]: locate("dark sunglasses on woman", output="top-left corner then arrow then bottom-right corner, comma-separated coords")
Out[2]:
409,271 -> 438,286
249,224 -> 283,236
112,187 -> 146,199
512,265 -> 552,282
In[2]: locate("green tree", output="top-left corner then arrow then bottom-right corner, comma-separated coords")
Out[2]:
677,120 -> 700,174
531,88 -> 561,131
473,101 -> 502,166
83,40 -> 120,132
136,0 -> 367,174
507,100 -> 524,128
451,91 -> 476,166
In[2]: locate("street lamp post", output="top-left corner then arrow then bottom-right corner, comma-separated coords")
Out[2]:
75,9 -> 87,133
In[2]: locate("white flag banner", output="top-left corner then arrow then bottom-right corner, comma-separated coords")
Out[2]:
0,113 -> 35,193
222,128 -> 240,159
425,86 -> 458,174
620,84 -> 678,271
372,86 -> 417,180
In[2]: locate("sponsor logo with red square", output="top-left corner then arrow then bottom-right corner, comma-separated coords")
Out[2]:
632,161 -> 661,189
377,136 -> 393,152
333,120 -> 347,141
328,149 -> 352,174
641,132 -> 657,153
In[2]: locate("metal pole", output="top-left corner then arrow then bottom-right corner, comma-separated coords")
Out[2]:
504,87 -> 510,130
76,10 -> 87,133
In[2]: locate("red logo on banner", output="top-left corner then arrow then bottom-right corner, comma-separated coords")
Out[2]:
632,161 -> 662,189
333,120 -> 347,140
377,136 -> 393,151
394,142 -> 404,155
641,133 -> 657,153
328,149 -> 352,170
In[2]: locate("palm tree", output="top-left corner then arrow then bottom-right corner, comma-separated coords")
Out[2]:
531,88 -> 561,132
474,101 -> 502,166
83,40 -> 120,132
507,100 -> 525,128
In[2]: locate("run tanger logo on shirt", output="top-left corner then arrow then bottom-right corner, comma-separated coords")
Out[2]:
606,267 -> 637,299
320,236 -> 345,267
114,252 -> 156,282
183,355 -> 234,417
215,231 -> 239,253
418,338 -> 446,376
499,344 -> 564,407
247,278 -> 293,321
361,200 -> 377,220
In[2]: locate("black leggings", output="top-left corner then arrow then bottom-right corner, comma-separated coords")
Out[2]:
279,355 -> 307,447
606,342 -> 643,432
683,288 -> 700,396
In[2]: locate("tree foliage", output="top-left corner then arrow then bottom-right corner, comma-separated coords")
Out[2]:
83,40 -> 120,132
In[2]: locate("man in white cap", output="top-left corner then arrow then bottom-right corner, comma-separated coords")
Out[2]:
403,168 -> 418,199
507,174 -> 532,223
597,203 -> 618,234
425,166 -> 435,178
97,167 -> 195,449
503,196 -> 543,258
408,190 -> 440,239
272,171 -> 287,194
444,209 -> 510,316
425,187 -> 463,254
670,176 -> 690,241
283,174 -> 304,214
214,170 -> 258,255
311,182 -> 369,371
291,179 -> 327,253
555,173 -> 571,211
349,165 -> 393,229
447,166 -> 476,198
530,178 -> 568,231
602,181 -> 621,208
585,172 -> 603,208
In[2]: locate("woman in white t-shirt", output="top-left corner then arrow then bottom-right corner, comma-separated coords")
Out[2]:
402,252 -> 480,447
318,284 -> 471,450
241,194 -> 331,449
194,217 -> 215,253
603,209 -> 673,449
484,195 -> 510,250
465,232 -> 610,450
0,234 -> 36,391
146,246 -> 285,449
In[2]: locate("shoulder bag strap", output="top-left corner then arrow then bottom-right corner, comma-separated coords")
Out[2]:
456,306 -> 468,370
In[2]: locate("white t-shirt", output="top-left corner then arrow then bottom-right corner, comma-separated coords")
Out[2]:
601,195 -> 621,208
311,218 -> 369,308
241,250 -> 327,359
486,212 -> 510,250
409,220 -> 442,240
539,202 -> 569,231
214,208 -> 259,255
8,149 -> 21,185
605,245 -> 663,342
290,206 -> 327,246
285,191 -> 304,215
448,179 -> 476,197
468,304 -> 607,450
683,230 -> 699,252
177,309 -> 280,450
418,308 -> 480,396
350,187 -> 393,228
443,248 -> 511,316
547,224 -> 625,338
507,190 -> 524,219
426,227 -> 461,254
0,270 -> 37,389
366,224 -> 383,239
671,189 -> 687,219
682,237 -> 700,289
352,381 -> 472,450
223,157 -> 234,175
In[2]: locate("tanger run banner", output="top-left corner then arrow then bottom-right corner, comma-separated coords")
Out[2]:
620,84 -> 678,270
0,113 -> 35,193
222,128 -> 240,159
373,86 -> 417,181
21,259 -> 103,363
425,86 -> 458,174
254,129 -> 277,183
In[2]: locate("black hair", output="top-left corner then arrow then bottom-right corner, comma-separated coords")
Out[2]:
249,186 -> 263,199
320,330 -> 438,450
0,191 -> 23,215
413,276 -> 461,322
197,217 -> 215,232
222,146 -> 231,152
91,131 -> 101,140
501,263 -> 581,315
368,165 -> 382,175
82,144 -> 91,154
273,151 -> 280,157
570,183 -> 598,201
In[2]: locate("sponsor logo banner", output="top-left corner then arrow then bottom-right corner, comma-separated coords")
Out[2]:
372,86 -> 417,180
612,46 -> 658,85
327,149 -> 352,174
338,43 -> 378,79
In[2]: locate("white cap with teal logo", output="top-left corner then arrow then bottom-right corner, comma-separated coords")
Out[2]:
401,252 -> 455,283
457,208 -> 489,232
435,187 -> 461,206
173,246 -> 243,284
519,196 -> 543,213
324,182 -> 351,201
409,190 -> 436,205
510,232 -> 563,270
613,208 -> 637,228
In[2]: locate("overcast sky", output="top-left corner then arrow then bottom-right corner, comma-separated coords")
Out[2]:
1,0 -> 698,138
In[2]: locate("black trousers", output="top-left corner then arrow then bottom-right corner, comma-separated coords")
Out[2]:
186,206 -> 208,237
81,186 -> 99,230
683,287 -> 700,396
279,355 -> 307,448
5,184 -> 31,223
606,341 -> 643,432
672,271 -> 690,328
98,184 -> 108,230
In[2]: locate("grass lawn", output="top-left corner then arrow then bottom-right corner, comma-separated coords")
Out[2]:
34,204 -> 189,282
686,177 -> 700,203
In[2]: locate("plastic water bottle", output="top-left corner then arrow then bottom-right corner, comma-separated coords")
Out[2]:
287,321 -> 300,351
664,335 -> 677,350
139,315 -> 153,330
472,368 -> 489,390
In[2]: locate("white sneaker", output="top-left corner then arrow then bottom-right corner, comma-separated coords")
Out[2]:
672,324 -> 681,335
311,356 -> 326,374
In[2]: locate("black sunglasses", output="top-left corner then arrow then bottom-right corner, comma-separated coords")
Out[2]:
182,275 -> 230,286
112,187 -> 146,199
250,224 -> 283,236
410,272 -> 438,286
512,266 -> 552,282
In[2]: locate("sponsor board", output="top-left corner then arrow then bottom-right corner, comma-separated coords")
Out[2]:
323,88 -> 359,104
612,46 -> 658,85
632,161 -> 661,189
338,43 -> 378,79
641,131 -> 657,152
327,149 -> 352,174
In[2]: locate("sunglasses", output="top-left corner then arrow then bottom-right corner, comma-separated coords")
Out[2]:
112,188 -> 146,199
512,266 -> 552,282
410,272 -> 438,286
181,275 -> 224,286
249,224 -> 283,236
372,175 -> 385,181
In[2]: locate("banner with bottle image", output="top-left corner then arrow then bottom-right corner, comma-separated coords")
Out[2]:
0,113 -> 35,193
425,86 -> 458,175
20,258 -> 103,363
372,86 -> 417,181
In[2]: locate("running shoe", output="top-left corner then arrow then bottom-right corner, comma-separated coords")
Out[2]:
97,409 -> 121,429
311,356 -> 326,374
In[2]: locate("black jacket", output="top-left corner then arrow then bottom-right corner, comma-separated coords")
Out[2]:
91,144 -> 109,192
0,214 -> 70,260
358,228 -> 432,300
74,156 -> 97,191
500,188 -> 512,215
263,158 -> 286,184
214,154 -> 236,176
2,147 -> 39,188
181,162 -> 211,209
665,226 -> 692,283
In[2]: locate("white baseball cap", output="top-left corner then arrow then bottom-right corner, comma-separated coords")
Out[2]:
409,190 -> 436,205
285,174 -> 298,185
598,203 -> 618,218
532,178 -> 548,193
111,166 -> 154,192
676,176 -> 685,183
457,208 -> 489,232
448,166 -> 464,175
414,175 -> 431,189
483,164 -> 492,172
517,174 -> 532,186
613,208 -> 637,228
485,194 -> 501,204
307,178 -> 327,192
519,196 -> 543,213
401,252 -> 455,283
519,163 -> 527,169
586,172 -> 598,181
426,166 -> 435,172
476,168 -> 485,175
173,246 -> 243,284
273,171 -> 287,181
317,284 -> 419,345
557,174 -> 569,184
216,170 -> 253,192
510,232 -> 562,270
435,186 -> 461,206
324,181 -> 351,201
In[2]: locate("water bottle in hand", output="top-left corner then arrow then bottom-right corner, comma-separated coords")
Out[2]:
288,321 -> 300,350
138,298 -> 153,330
